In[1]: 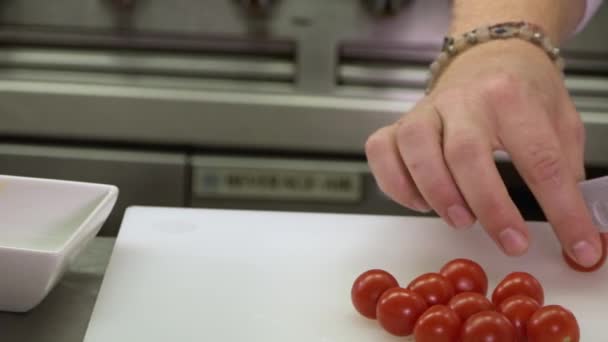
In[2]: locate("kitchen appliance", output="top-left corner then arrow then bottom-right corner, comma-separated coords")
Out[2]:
1,1 -> 607,235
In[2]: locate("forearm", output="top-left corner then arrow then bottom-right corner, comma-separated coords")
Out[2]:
449,0 -> 586,44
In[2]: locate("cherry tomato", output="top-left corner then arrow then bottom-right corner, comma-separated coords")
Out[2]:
461,310 -> 517,342
527,305 -> 579,342
376,287 -> 428,336
440,258 -> 489,295
351,269 -> 398,319
448,292 -> 494,322
491,272 -> 544,307
563,233 -> 607,272
498,295 -> 541,341
414,305 -> 461,342
408,273 -> 455,306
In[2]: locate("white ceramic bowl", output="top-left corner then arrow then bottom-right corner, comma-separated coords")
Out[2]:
0,175 -> 118,312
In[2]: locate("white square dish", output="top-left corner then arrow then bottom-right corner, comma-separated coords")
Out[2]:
0,175 -> 118,312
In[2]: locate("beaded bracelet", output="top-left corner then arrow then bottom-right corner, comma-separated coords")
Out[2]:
425,21 -> 565,94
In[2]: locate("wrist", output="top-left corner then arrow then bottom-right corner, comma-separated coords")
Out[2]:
433,39 -> 563,93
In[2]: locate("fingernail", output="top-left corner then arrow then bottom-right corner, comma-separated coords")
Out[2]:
572,240 -> 601,267
413,199 -> 432,213
447,205 -> 475,229
499,228 -> 529,255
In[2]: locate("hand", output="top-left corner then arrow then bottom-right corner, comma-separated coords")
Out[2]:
365,39 -> 603,267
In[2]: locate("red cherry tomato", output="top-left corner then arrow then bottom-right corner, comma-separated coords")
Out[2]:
414,305 -> 461,342
440,258 -> 489,295
563,234 -> 607,272
491,272 -> 544,307
351,269 -> 398,319
448,292 -> 494,322
461,310 -> 517,342
376,287 -> 428,336
408,273 -> 455,306
498,295 -> 541,341
527,305 -> 579,342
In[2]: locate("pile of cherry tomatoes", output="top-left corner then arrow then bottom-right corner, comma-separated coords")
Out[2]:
351,259 -> 579,341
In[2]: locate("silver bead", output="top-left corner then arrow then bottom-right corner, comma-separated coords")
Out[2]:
442,36 -> 455,51
465,32 -> 478,44
453,37 -> 467,53
430,61 -> 441,74
531,32 -> 543,44
437,52 -> 449,65
541,36 -> 553,52
549,47 -> 560,60
446,44 -> 456,55
476,27 -> 491,43
519,27 -> 534,40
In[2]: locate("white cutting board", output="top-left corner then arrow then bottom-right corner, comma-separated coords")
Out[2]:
84,207 -> 608,341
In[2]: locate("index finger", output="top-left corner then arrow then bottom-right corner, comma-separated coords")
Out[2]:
503,115 -> 601,267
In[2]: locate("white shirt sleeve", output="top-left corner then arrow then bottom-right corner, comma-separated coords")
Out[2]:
575,0 -> 603,34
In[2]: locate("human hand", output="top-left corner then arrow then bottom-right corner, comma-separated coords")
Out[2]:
365,39 -> 602,267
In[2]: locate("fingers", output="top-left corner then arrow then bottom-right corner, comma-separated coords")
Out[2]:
395,104 -> 476,229
366,125 -> 430,212
502,107 -> 602,267
440,105 -> 530,256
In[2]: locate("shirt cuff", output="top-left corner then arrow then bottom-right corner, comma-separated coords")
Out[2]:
575,0 -> 603,34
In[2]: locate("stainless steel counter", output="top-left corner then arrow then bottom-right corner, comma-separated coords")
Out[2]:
0,238 -> 115,342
